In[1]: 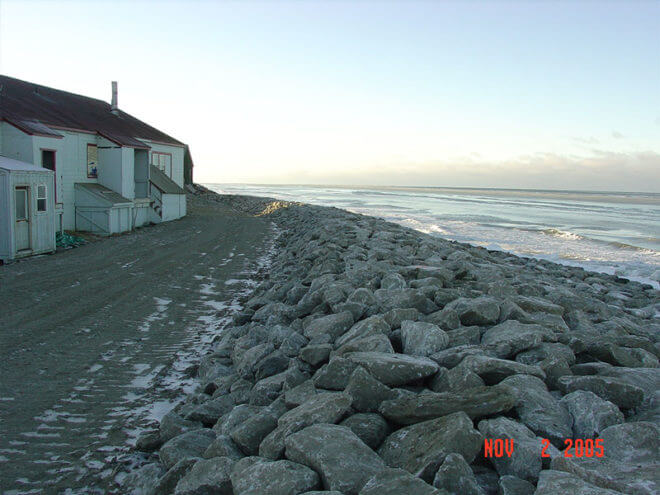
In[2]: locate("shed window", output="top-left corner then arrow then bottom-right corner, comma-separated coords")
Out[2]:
15,188 -> 27,220
37,185 -> 47,212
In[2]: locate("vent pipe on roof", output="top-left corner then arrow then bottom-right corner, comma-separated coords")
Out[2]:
111,81 -> 118,114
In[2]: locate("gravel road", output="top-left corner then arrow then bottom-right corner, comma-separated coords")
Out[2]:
0,194 -> 273,493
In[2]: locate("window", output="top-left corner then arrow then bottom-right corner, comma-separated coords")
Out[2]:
15,188 -> 27,220
87,144 -> 98,178
41,150 -> 55,171
151,152 -> 172,178
37,185 -> 47,212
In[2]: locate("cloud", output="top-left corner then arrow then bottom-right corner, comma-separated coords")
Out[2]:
611,131 -> 625,139
571,136 -> 599,145
255,150 -> 660,193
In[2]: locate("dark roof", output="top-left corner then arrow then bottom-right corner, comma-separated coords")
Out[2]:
75,183 -> 132,205
0,75 -> 184,148
150,165 -> 185,194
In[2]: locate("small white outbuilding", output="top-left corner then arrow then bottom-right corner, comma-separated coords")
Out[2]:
0,155 -> 56,262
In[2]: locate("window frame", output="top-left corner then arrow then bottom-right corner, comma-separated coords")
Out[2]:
36,184 -> 47,212
87,143 -> 99,178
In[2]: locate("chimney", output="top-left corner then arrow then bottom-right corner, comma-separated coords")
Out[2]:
111,81 -> 118,114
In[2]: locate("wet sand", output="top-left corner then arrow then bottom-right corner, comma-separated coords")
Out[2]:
0,194 -> 273,493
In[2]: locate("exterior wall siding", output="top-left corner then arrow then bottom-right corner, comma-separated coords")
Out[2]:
0,168 -> 55,260
0,171 -> 10,259
1,122 -> 35,163
32,131 -> 100,230
1,125 -> 186,240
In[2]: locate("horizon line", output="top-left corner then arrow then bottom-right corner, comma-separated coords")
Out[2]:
202,182 -> 660,196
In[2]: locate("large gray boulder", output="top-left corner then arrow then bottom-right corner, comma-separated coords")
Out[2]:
334,333 -> 395,357
260,392 -> 353,460
160,429 -> 216,469
335,316 -> 391,348
500,374 -> 573,446
512,295 -> 564,315
374,288 -> 438,314
344,366 -> 394,412
401,321 -> 449,357
312,357 -> 359,390
425,308 -> 461,331
304,311 -> 355,341
151,459 -> 197,495
300,344 -> 333,367
384,307 -> 421,329
497,475 -> 535,495
456,355 -> 545,384
477,417 -> 558,482
445,297 -> 500,326
360,468 -> 443,495
515,342 -> 575,366
586,342 -> 658,368
160,411 -> 203,443
379,384 -> 516,424
187,396 -> 236,427
557,375 -> 644,410
481,321 -> 555,359
559,390 -> 624,438
339,413 -> 390,450
379,411 -> 483,482
430,345 -> 485,369
432,453 -> 484,495
236,343 -> 275,379
230,411 -> 278,456
445,326 -> 480,346
550,421 -> 659,495
124,463 -> 164,495
534,470 -> 626,495
250,367 -> 307,406
278,392 -> 352,436
346,352 -> 438,386
174,457 -> 234,495
380,272 -> 407,290
284,380 -> 317,408
230,456 -> 320,495
285,424 -> 386,495
203,435 -> 244,460
213,404 -> 260,436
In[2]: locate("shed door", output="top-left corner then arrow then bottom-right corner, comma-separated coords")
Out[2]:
14,186 -> 30,251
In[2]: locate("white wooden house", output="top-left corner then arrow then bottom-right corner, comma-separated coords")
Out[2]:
0,156 -> 56,261
0,76 -> 187,258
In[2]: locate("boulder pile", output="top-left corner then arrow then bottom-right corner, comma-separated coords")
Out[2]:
128,190 -> 659,495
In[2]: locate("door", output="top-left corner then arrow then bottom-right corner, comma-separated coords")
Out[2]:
14,186 -> 30,251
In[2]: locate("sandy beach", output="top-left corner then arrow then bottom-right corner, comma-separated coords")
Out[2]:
1,186 -> 659,494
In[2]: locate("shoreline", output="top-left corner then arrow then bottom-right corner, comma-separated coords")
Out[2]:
208,183 -> 660,290
125,185 -> 659,494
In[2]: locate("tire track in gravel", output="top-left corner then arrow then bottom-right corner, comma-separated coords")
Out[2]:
0,197 -> 277,493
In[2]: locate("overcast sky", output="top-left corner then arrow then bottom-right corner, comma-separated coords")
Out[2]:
1,0 -> 659,191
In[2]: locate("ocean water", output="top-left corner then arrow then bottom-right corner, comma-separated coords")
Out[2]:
207,184 -> 660,289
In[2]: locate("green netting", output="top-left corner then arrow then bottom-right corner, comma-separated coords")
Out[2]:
56,231 -> 87,248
